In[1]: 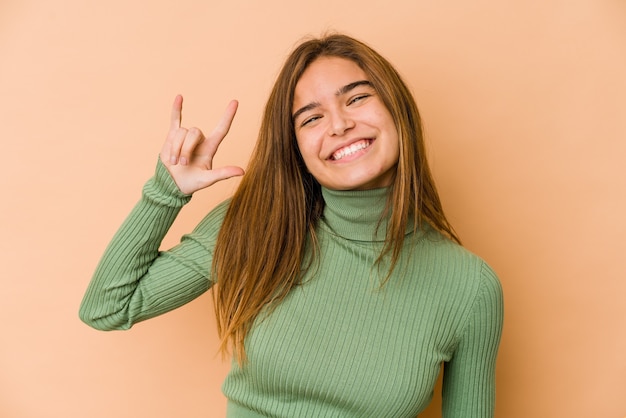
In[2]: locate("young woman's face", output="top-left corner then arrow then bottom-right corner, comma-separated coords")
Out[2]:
292,57 -> 400,191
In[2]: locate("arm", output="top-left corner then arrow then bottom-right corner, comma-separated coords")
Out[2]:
442,263 -> 504,417
79,161 -> 212,330
79,95 -> 244,330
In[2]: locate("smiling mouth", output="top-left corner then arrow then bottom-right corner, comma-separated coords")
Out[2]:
329,139 -> 373,161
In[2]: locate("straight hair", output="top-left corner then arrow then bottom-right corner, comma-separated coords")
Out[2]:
212,33 -> 460,364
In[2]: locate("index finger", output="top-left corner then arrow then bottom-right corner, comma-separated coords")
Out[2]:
170,94 -> 183,130
209,99 -> 239,139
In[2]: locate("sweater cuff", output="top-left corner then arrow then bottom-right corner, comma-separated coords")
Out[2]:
142,157 -> 192,208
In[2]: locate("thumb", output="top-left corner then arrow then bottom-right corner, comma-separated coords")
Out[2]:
199,166 -> 245,188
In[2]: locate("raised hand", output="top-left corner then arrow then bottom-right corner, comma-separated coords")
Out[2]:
160,95 -> 245,195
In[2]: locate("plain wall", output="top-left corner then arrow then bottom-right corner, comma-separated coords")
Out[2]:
1,0 -> 625,417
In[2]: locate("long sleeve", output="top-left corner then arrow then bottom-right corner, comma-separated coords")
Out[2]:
441,262 -> 504,417
79,160 -> 225,330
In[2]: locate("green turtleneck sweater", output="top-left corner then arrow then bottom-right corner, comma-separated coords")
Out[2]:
80,161 -> 503,417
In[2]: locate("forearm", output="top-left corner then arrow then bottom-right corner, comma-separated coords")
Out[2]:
79,160 -> 196,330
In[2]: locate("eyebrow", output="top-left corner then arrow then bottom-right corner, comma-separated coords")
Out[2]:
292,80 -> 373,122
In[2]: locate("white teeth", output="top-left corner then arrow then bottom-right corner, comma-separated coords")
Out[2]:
331,140 -> 371,160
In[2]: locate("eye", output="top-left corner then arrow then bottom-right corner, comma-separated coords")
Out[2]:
301,115 -> 322,127
348,93 -> 371,106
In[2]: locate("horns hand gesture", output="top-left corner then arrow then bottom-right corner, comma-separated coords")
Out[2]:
160,95 -> 245,195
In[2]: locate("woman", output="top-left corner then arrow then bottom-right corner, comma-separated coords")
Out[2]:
80,33 -> 503,417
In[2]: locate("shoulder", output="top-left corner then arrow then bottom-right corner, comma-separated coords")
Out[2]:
414,234 -> 504,345
415,230 -> 497,283
441,239 -> 500,289
428,239 -> 504,340
409,230 -> 503,313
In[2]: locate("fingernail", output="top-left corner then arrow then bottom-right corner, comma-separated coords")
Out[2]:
170,155 -> 177,165
180,157 -> 188,165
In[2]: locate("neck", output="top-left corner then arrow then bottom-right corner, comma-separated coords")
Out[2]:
320,187 -> 395,241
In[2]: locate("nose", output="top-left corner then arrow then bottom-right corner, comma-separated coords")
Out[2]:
327,109 -> 354,136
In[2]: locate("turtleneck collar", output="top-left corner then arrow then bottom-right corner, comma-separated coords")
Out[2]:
320,187 -> 402,242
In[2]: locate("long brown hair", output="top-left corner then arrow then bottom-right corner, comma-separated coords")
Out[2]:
212,33 -> 460,363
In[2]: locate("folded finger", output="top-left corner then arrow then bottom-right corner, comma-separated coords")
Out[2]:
167,127 -> 188,165
179,127 -> 205,165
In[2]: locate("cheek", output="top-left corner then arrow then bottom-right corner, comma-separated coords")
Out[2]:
296,135 -> 319,164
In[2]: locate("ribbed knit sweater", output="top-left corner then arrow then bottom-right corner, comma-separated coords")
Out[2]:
79,161 -> 503,418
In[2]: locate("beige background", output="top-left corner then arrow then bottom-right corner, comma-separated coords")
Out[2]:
1,0 -> 625,417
